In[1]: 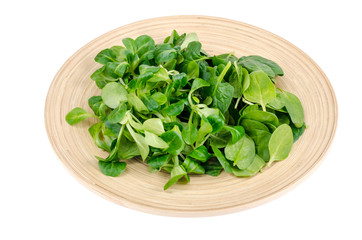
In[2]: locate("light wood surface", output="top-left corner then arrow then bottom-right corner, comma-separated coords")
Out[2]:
45,16 -> 338,217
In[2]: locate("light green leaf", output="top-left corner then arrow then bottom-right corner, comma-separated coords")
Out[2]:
144,131 -> 169,149
268,124 -> 293,166
126,124 -> 149,160
243,70 -> 276,111
225,135 -> 255,169
142,118 -> 165,135
101,82 -> 128,109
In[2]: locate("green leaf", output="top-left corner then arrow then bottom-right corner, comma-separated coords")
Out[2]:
151,92 -> 167,106
280,91 -> 304,128
231,154 -> 265,177
212,82 -> 234,113
203,161 -> 223,177
107,103 -> 127,123
122,38 -> 137,54
183,41 -> 203,61
127,92 -> 149,114
182,124 -> 197,145
238,56 -> 280,78
223,125 -> 245,144
240,119 -> 271,161
190,78 -> 210,93
101,82 -> 128,109
268,124 -> 293,166
225,135 -> 255,169
211,145 -> 232,173
182,157 -> 205,174
88,122 -> 111,152
142,118 -> 165,136
244,55 -> 284,76
188,145 -> 212,162
187,60 -> 199,79
207,114 -> 224,133
98,161 -> 127,177
163,100 -> 185,116
195,118 -> 213,146
172,73 -> 188,90
88,96 -> 103,116
65,107 -> 95,125
229,65 -> 243,98
164,165 -> 187,190
180,32 -> 199,50
210,129 -> 231,148
144,131 -> 169,149
106,62 -> 129,78
147,154 -> 169,170
160,130 -> 185,155
243,70 -> 276,111
126,124 -> 149,160
94,46 -> 124,64
141,95 -> 159,112
291,122 -> 306,143
241,110 -> 279,128
117,136 -> 140,159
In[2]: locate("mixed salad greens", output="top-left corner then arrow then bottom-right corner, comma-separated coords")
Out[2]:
66,30 -> 305,190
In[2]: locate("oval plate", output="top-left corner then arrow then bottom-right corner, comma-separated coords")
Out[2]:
45,16 -> 337,217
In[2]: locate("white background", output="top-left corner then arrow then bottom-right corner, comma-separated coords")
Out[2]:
1,0 -> 361,239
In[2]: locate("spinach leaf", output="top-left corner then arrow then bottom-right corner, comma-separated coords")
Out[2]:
268,124 -> 293,166
280,90 -> 304,128
231,154 -> 265,177
211,145 -> 232,173
291,122 -> 306,142
182,124 -> 197,145
243,70 -> 276,111
240,110 -> 279,128
225,135 -> 255,169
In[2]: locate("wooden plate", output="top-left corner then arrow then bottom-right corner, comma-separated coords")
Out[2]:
45,16 -> 337,217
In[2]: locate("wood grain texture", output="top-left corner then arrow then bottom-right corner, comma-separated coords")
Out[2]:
44,16 -> 338,217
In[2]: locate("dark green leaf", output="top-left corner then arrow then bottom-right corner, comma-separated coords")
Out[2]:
88,96 -> 103,116
211,145 -> 232,173
188,145 -> 212,162
107,103 -> 127,123
291,122 -> 306,142
163,100 -> 185,116
160,130 -> 185,155
141,95 -> 159,112
147,154 -> 169,170
98,161 -> 127,177
182,157 -> 205,174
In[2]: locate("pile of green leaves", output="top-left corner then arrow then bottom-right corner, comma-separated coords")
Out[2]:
66,30 -> 305,190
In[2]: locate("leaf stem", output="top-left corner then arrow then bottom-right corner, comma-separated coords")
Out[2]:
198,133 -> 211,147
212,61 -> 232,96
234,97 -> 241,109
